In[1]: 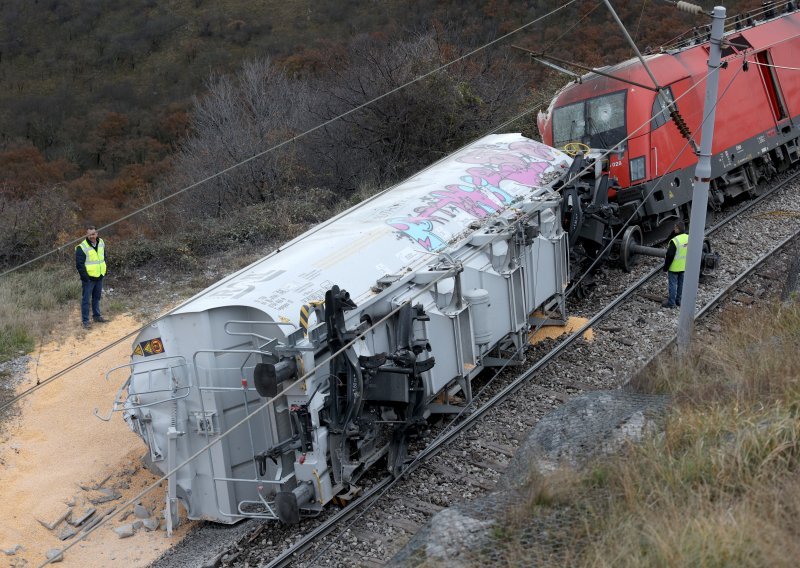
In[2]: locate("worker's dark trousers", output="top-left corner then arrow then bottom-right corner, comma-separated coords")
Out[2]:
667,271 -> 684,307
81,278 -> 103,324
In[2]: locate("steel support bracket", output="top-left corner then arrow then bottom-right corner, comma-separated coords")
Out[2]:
165,427 -> 183,536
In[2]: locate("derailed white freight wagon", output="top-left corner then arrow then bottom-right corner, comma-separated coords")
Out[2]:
106,134 -> 572,529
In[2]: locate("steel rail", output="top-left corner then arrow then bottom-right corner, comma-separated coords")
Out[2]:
261,260 -> 658,568
629,225 -> 800,383
698,229 -> 800,318
264,265 -> 656,568
261,170 -> 800,568
262,476 -> 393,568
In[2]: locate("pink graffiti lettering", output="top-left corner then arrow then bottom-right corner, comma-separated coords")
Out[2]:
388,139 -> 557,251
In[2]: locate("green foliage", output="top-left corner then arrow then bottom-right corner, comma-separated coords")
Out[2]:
0,324 -> 35,363
0,265 -> 79,362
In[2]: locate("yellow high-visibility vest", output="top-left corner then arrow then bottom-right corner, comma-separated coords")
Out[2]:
77,238 -> 106,277
668,233 -> 688,272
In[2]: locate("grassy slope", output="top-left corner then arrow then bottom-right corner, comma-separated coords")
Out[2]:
482,299 -> 800,566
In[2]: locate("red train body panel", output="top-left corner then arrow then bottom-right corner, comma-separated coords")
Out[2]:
538,6 -> 800,246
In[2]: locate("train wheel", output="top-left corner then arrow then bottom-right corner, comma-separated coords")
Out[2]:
620,225 -> 643,272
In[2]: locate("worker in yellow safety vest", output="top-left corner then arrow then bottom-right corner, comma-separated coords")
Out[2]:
662,221 -> 688,309
75,225 -> 108,329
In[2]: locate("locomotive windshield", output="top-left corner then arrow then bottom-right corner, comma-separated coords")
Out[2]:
552,90 -> 627,151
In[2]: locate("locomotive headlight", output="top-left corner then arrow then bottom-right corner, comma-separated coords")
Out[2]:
630,156 -> 646,182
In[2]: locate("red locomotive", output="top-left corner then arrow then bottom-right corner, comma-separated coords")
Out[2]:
537,3 -> 800,254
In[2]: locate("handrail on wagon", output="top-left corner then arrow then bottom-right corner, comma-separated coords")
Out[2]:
94,355 -> 190,421
223,319 -> 298,349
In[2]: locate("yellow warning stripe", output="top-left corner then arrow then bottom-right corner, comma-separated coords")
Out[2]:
299,300 -> 325,333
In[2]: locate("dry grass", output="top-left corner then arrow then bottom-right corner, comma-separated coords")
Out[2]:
634,302 -> 800,407
0,264 -> 81,362
0,186 -> 345,364
483,300 -> 800,567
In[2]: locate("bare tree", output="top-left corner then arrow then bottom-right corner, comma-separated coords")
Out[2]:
160,32 -> 530,226
0,183 -> 77,268
163,59 -> 317,221
308,32 -> 529,192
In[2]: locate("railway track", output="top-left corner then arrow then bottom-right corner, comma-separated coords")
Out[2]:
150,172 -> 800,568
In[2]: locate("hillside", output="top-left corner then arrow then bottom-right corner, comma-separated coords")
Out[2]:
0,1 -> 763,245
0,0 -> 766,360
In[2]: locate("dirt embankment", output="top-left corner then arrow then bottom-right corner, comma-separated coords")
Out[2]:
0,314 -> 193,567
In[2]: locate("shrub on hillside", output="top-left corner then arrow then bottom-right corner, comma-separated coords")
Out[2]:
0,185 -> 78,269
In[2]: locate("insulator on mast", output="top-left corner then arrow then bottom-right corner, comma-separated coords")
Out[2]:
669,106 -> 694,146
676,1 -> 703,15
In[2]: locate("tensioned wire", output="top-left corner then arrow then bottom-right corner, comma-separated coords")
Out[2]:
0,0 -> 596,413
20,36 -> 747,458
36,35 -> 742,568
30,2 -> 602,561
663,0 -> 798,51
19,2 -> 734,469
0,0 -> 580,280
305,47 -> 752,568
749,60 -> 800,71
36,6 -> 763,565
43,64 -> 732,568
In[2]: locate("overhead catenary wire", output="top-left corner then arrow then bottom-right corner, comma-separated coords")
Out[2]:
0,0 -> 580,281
307,52 -> 751,568
633,0 -> 650,44
24,0 -> 732,495
43,45 -> 736,568
0,0 -> 760,414
30,6 -> 760,566
31,20 -> 720,536
35,25 -> 597,565
747,59 -> 800,71
0,0 -> 587,413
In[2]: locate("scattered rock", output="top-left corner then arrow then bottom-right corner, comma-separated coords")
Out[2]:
132,520 -> 144,531
142,517 -> 160,531
57,526 -> 77,541
45,549 -> 64,563
80,508 -> 111,534
90,489 -> 122,505
94,474 -> 112,489
79,474 -> 111,492
114,525 -> 135,539
36,508 -> 72,531
68,507 -> 96,527
134,504 -> 150,519
2,544 -> 22,555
